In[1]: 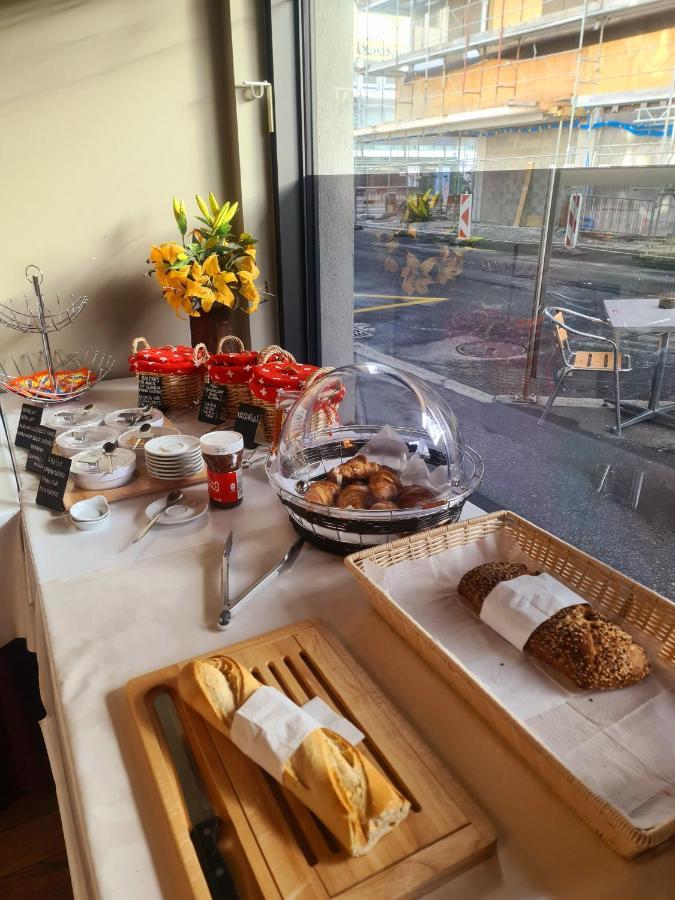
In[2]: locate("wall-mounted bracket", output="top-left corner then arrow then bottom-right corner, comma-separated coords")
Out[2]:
235,80 -> 275,133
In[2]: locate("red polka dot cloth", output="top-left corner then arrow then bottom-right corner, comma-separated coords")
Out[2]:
128,344 -> 209,376
207,350 -> 259,385
249,362 -> 318,403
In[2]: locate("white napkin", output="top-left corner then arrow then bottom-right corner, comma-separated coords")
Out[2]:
480,572 -> 586,651
230,686 -> 364,782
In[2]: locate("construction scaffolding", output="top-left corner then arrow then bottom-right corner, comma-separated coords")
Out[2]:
354,0 -> 675,176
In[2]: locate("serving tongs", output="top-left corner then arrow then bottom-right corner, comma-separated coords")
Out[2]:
217,535 -> 303,628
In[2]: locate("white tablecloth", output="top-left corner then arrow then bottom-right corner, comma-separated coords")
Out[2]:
1,380 -> 673,900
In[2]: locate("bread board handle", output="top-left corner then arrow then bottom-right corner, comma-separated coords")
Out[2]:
189,817 -> 238,899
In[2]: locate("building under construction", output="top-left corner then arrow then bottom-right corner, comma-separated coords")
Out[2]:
354,0 -> 675,232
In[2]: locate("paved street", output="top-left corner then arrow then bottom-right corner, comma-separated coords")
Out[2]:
352,225 -> 675,599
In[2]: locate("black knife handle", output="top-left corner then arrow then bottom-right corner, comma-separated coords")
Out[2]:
189,817 -> 237,900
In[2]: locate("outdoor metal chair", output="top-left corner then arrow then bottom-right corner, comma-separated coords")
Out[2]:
538,306 -> 632,434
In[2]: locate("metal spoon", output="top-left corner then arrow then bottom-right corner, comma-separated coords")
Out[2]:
73,402 -> 95,423
129,404 -> 153,426
132,490 -> 184,543
102,441 -> 116,474
132,422 -> 152,449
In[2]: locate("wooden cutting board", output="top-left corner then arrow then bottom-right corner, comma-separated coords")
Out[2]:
63,464 -> 207,509
125,619 -> 495,900
61,417 -> 207,508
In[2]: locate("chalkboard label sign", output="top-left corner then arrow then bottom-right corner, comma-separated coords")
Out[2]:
25,425 -> 57,474
15,403 -> 43,448
234,403 -> 263,450
36,453 -> 72,511
138,374 -> 164,411
198,383 -> 226,424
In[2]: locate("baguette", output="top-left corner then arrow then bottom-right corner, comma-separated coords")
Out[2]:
457,563 -> 650,690
177,657 -> 410,856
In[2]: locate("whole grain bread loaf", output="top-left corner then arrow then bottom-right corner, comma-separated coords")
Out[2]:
457,563 -> 650,691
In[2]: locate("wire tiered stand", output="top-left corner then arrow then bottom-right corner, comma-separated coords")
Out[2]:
0,265 -> 114,405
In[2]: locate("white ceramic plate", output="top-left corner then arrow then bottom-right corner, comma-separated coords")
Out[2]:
146,467 -> 204,481
144,497 -> 208,525
144,456 -> 203,471
144,435 -> 201,458
118,425 -> 180,458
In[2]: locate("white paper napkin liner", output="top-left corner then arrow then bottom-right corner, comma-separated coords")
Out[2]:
480,572 -> 586,652
230,687 -> 364,783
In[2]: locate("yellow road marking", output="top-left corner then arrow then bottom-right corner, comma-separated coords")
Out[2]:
354,293 -> 450,313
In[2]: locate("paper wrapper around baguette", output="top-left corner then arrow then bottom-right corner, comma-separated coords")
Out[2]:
177,656 -> 411,856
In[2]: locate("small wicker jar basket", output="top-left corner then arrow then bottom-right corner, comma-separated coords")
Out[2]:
130,337 -> 208,408
253,345 -> 298,440
207,335 -> 257,420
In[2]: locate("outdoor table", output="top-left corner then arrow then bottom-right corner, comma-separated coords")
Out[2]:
0,378 -> 673,900
603,297 -> 675,430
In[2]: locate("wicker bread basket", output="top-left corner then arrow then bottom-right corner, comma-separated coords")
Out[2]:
345,510 -> 675,858
207,335 -> 256,421
254,345 -> 297,441
130,337 -> 207,408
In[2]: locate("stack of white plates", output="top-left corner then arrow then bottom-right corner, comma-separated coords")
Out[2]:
144,435 -> 203,480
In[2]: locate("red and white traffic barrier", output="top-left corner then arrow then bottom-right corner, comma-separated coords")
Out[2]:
458,193 -> 472,240
565,192 -> 583,249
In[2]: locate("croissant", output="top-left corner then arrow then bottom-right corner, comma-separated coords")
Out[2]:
369,468 -> 401,501
328,454 -> 380,485
370,500 -> 398,510
398,484 -> 439,509
304,480 -> 340,505
336,483 -> 372,509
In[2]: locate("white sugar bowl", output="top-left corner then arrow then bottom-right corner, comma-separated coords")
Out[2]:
69,495 -> 110,530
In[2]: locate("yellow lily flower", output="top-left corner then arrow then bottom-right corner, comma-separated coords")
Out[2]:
189,261 -> 208,284
213,283 -> 235,308
213,270 -> 237,293
200,290 -> 215,313
237,277 -> 259,303
150,242 -> 187,286
202,253 -> 221,277
185,281 -> 212,302
245,245 -> 256,259
241,285 -> 260,313
236,255 -> 260,279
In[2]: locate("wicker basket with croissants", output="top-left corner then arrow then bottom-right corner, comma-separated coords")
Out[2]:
302,454 -> 441,511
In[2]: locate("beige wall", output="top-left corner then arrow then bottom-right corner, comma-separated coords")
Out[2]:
0,0 -> 277,381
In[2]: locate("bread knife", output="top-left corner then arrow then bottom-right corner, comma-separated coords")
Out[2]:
153,691 -> 237,899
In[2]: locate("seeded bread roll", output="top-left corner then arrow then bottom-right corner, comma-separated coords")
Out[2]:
457,563 -> 650,691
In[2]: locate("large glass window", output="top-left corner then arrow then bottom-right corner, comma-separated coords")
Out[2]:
308,0 -> 675,597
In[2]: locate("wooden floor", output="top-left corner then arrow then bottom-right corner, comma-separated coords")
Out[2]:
0,789 -> 73,899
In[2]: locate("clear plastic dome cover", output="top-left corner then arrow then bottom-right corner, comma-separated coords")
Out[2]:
268,361 -> 482,506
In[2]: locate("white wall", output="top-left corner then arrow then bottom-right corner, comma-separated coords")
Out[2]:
0,0 -> 276,379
